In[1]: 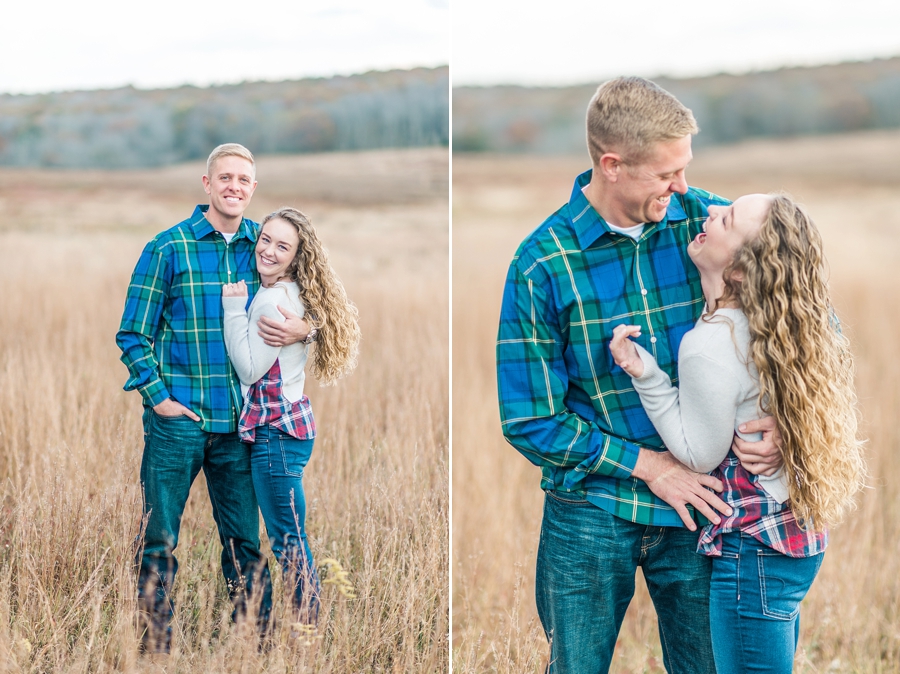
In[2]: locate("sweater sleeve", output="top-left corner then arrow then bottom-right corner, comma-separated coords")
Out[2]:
631,342 -> 742,473
222,292 -> 283,386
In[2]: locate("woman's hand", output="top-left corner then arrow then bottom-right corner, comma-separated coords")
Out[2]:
733,416 -> 784,476
610,324 -> 645,377
223,280 -> 248,297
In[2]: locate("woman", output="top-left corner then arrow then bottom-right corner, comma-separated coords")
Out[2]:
222,207 -> 360,624
609,194 -> 865,673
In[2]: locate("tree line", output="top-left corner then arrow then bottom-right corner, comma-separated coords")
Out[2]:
453,58 -> 900,153
0,67 -> 449,169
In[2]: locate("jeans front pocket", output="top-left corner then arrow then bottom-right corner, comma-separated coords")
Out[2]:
544,489 -> 591,507
757,550 -> 823,620
147,408 -> 204,456
150,409 -> 199,433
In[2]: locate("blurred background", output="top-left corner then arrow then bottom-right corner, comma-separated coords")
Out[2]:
0,2 -> 448,671
452,2 -> 900,672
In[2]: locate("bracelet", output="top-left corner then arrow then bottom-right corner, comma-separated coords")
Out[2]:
302,327 -> 319,345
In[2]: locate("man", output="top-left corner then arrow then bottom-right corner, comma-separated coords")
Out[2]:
496,78 -> 781,673
116,143 -> 310,652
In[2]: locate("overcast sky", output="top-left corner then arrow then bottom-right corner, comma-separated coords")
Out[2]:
452,0 -> 900,86
2,0 -> 449,94
6,1 -> 898,94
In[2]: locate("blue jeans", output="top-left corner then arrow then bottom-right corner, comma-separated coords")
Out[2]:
709,532 -> 824,674
250,425 -> 320,623
535,491 -> 716,674
137,408 -> 272,651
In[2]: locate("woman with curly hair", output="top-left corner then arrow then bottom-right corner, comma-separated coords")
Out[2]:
609,193 -> 865,673
222,207 -> 360,625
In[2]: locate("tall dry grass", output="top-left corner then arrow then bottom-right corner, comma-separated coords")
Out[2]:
452,131 -> 900,673
0,148 -> 449,672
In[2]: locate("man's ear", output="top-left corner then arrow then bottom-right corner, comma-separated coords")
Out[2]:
597,153 -> 624,182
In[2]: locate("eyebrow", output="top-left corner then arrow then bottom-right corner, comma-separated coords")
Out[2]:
260,233 -> 294,246
659,163 -> 688,178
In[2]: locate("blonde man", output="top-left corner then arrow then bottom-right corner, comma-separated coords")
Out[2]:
117,143 -> 311,653
497,77 -> 781,673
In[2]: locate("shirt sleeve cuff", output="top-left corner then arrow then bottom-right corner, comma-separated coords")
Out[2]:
619,439 -> 642,476
139,379 -> 170,408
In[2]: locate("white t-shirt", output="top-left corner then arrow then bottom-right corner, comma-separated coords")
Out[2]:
605,222 -> 645,240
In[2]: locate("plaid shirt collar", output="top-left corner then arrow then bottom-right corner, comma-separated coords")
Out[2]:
570,169 -> 687,250
190,205 -> 259,244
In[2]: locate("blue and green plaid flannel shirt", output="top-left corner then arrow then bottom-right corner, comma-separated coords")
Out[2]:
497,169 -> 729,527
117,205 -> 261,433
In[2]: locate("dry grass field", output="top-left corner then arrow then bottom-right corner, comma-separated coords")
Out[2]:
0,147 -> 449,672
452,130 -> 900,673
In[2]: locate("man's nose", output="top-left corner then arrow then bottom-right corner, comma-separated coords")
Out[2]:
671,172 -> 688,195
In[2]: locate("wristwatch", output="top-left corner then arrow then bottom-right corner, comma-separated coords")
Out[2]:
302,328 -> 319,345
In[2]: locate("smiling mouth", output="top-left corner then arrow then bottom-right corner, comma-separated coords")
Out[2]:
694,232 -> 707,244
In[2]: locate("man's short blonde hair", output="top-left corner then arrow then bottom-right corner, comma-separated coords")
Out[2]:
586,77 -> 698,166
206,143 -> 256,179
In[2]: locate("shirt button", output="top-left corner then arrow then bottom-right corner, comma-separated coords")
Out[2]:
650,336 -> 657,344
641,288 -> 648,296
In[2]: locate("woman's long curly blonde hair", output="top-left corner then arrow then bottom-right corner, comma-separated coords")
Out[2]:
717,194 -> 866,530
263,207 -> 360,385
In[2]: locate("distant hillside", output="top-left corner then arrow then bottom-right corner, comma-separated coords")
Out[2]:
0,67 -> 448,169
453,58 -> 900,154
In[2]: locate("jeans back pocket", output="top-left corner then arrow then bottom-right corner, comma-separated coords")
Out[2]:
276,432 -> 314,478
757,550 -> 823,620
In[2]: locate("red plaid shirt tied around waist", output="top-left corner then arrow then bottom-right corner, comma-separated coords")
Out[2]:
238,359 -> 316,444
698,453 -> 827,558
